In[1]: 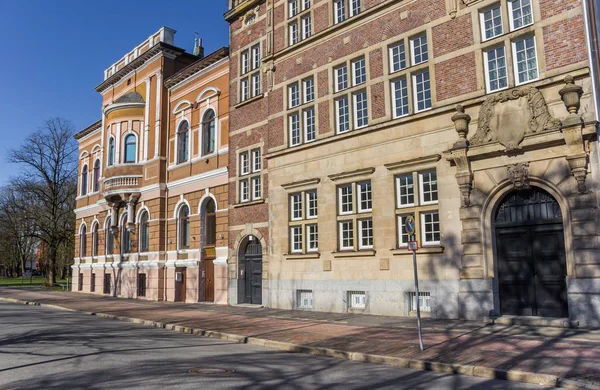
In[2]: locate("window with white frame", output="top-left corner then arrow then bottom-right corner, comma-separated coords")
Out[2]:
508,0 -> 532,31
484,46 -> 508,92
348,290 -> 366,309
238,148 -> 262,203
288,0 -> 312,46
337,181 -> 373,251
287,76 -> 316,147
288,189 -> 318,253
333,57 -> 369,134
395,169 -> 440,248
333,0 -> 361,24
297,289 -> 314,309
512,35 -> 538,85
409,291 -> 432,312
480,4 -> 503,41
388,32 -> 434,118
240,44 -> 261,102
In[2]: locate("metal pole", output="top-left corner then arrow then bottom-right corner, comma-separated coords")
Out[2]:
412,235 -> 424,351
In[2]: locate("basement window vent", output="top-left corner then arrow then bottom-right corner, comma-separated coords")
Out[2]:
409,292 -> 431,312
296,289 -> 313,309
348,291 -> 366,309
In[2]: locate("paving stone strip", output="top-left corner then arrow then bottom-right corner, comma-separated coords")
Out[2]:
1,288 -> 599,389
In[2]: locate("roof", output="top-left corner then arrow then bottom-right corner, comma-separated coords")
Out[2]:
74,120 -> 102,140
115,91 -> 145,104
164,47 -> 230,89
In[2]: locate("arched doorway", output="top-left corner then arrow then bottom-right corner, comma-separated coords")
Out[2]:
238,238 -> 262,304
200,198 -> 216,302
494,187 -> 568,317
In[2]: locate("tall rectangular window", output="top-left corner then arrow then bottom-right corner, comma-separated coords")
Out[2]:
291,226 -> 303,253
410,34 -> 428,65
289,21 -> 299,45
421,211 -> 440,245
352,57 -> 366,86
336,181 -> 374,251
291,193 -> 303,220
289,83 -> 300,108
240,152 -> 249,175
509,0 -> 533,31
358,219 -> 373,249
288,0 -> 311,46
302,15 -> 312,39
353,91 -> 368,129
252,149 -> 261,172
252,176 -> 261,200
413,70 -> 432,112
339,184 -> 353,214
350,0 -> 361,16
240,44 -> 261,102
396,174 -> 415,207
481,5 -> 503,40
240,180 -> 249,202
419,171 -> 438,205
334,0 -> 345,24
307,224 -> 318,252
484,46 -> 508,92
287,189 -> 318,254
289,0 -> 298,18
304,107 -> 316,142
238,147 -> 261,203
390,42 -> 407,73
306,190 -> 318,218
289,113 -> 301,146
304,78 -> 315,102
339,221 -> 354,250
336,97 -> 350,133
358,182 -> 372,212
392,77 -> 409,118
335,65 -> 348,92
512,36 -> 538,85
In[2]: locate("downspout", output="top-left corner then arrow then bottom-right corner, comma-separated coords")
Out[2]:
582,0 -> 600,123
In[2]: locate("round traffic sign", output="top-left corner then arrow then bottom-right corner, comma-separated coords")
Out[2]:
405,215 -> 416,235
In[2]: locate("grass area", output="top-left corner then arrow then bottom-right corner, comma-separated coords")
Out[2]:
0,276 -> 68,287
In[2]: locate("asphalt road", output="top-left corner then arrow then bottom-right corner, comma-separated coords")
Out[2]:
0,303 -> 555,390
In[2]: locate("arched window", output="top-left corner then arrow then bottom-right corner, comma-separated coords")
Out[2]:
80,225 -> 87,258
108,137 -> 115,166
202,110 -> 216,156
92,222 -> 99,257
139,211 -> 150,253
121,213 -> 130,254
81,165 -> 88,196
204,198 -> 217,247
178,204 -> 190,249
124,134 -> 137,163
177,121 -> 189,163
106,217 -> 114,255
93,159 -> 101,192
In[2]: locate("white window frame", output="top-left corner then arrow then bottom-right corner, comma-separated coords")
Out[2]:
252,149 -> 261,172
291,193 -> 303,221
303,77 -> 314,102
306,190 -> 318,219
353,90 -> 368,129
396,174 -> 415,208
240,152 -> 249,175
307,224 -> 318,252
289,82 -> 300,108
483,46 -> 509,93
397,215 -> 411,247
419,171 -> 438,206
240,180 -> 249,202
512,36 -> 539,86
288,0 -> 299,18
389,41 -> 407,73
303,107 -> 316,143
508,0 -> 533,32
480,4 -> 504,41
291,226 -> 303,253
335,65 -> 348,92
350,0 -> 361,17
410,34 -> 428,65
357,182 -> 372,212
358,218 -> 373,249
301,15 -> 312,40
289,21 -> 299,45
352,57 -> 366,86
334,0 -> 345,24
339,221 -> 354,250
338,184 -> 354,215
289,113 -> 301,146
413,70 -> 432,113
421,211 -> 441,246
335,96 -> 350,134
391,77 -> 409,118
252,176 -> 262,200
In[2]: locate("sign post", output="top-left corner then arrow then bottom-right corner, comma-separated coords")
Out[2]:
405,215 -> 424,352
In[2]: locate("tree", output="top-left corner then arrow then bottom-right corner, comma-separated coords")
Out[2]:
7,118 -> 77,286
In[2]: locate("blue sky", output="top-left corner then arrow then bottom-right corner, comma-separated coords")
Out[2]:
0,0 -> 229,185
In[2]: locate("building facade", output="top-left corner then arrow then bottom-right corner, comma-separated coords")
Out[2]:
72,27 -> 231,304
225,0 -> 600,326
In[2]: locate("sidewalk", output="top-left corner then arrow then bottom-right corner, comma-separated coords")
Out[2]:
1,288 -> 599,389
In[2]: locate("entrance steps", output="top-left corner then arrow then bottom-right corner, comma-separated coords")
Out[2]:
484,315 -> 579,328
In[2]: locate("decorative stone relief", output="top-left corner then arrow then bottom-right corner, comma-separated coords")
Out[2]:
265,60 -> 276,92
470,87 -> 562,151
243,6 -> 260,26
449,105 -> 473,206
446,0 -> 459,18
506,162 -> 530,190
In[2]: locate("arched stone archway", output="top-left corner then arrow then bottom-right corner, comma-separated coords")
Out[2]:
493,187 -> 568,317
237,236 -> 263,304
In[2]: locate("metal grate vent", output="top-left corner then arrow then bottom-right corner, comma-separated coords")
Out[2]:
296,289 -> 313,309
348,291 -> 366,309
409,291 -> 431,312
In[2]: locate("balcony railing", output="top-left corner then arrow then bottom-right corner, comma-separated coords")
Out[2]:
104,176 -> 140,190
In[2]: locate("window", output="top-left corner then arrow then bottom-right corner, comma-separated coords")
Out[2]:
484,46 -> 508,92
91,273 -> 96,292
137,274 -> 147,297
240,44 -> 261,102
348,291 -> 366,309
124,134 -> 136,163
392,77 -> 409,118
121,214 -> 130,255
203,199 -> 217,247
288,0 -> 311,46
90,223 -> 98,257
508,0 -> 533,31
178,204 -> 190,250
334,0 -> 361,24
93,159 -> 101,192
139,211 -> 150,253
413,70 -> 432,112
334,59 -> 368,134
410,34 -> 428,65
288,189 -> 318,253
512,36 -> 538,85
409,292 -> 431,312
238,148 -> 262,203
394,169 -> 440,248
337,181 -> 373,251
78,273 -> 83,291
104,274 -> 111,295
80,165 -> 88,196
80,225 -> 87,258
105,217 -> 114,255
202,109 -> 216,156
480,4 -> 503,40
287,77 -> 316,146
297,289 -> 313,309
390,42 -> 407,73
107,137 -> 115,166
177,121 -> 189,164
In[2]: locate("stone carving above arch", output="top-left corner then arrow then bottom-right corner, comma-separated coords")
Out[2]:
506,162 -> 530,190
470,87 -> 562,151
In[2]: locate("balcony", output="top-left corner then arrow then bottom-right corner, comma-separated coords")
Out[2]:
103,164 -> 144,199
104,176 -> 140,190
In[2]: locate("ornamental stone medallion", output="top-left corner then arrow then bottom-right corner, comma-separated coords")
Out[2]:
470,87 -> 562,151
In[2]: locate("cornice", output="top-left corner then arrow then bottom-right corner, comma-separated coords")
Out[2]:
328,167 -> 375,182
384,154 -> 442,172
224,0 -> 263,22
103,101 -> 146,116
281,178 -> 321,190
165,47 -> 230,89
74,120 -> 102,140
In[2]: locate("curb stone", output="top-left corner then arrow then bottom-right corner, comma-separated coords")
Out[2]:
0,297 -> 593,389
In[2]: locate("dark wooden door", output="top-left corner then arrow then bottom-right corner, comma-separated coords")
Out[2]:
204,259 -> 214,302
240,240 -> 262,304
495,188 -> 567,318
